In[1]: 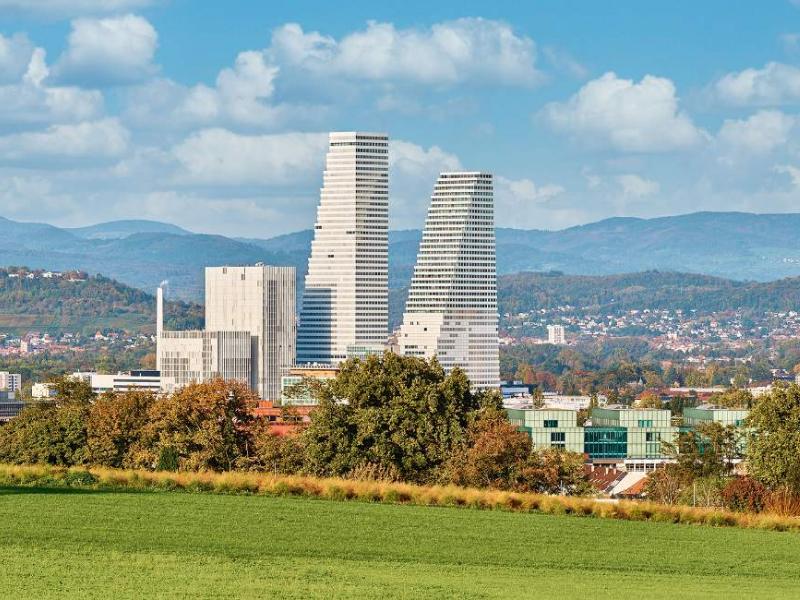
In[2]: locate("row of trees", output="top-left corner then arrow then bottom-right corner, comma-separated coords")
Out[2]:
0,354 -> 589,495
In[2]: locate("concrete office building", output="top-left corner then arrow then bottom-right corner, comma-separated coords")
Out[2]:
205,265 -> 296,399
157,331 -> 252,393
398,172 -> 500,389
297,132 -> 389,365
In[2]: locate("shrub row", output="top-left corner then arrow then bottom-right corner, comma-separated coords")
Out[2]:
1,463 -> 799,533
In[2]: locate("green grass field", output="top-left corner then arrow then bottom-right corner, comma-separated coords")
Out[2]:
1,488 -> 799,599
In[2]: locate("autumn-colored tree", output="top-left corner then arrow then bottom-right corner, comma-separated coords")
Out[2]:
86,391 -> 155,468
443,408 -> 531,490
633,391 -> 662,409
130,379 -> 258,471
443,408 -> 588,494
243,418 -> 306,474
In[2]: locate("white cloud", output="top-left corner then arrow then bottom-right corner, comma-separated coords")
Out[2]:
0,48 -> 104,127
616,174 -> 660,198
0,118 -> 129,162
541,72 -> 707,152
717,110 -> 796,155
714,62 -> 800,106
542,46 -> 588,79
51,14 -> 158,85
171,129 -> 328,186
0,0 -> 155,17
497,176 -> 564,204
122,51 -> 306,130
0,33 -> 34,83
774,164 -> 800,187
268,19 -> 541,87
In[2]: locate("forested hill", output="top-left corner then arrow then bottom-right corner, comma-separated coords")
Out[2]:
0,269 -> 202,335
498,271 -> 800,315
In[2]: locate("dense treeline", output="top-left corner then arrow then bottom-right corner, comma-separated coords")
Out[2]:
0,267 -> 202,334
500,338 -> 790,397
498,270 -> 800,315
0,355 -> 588,495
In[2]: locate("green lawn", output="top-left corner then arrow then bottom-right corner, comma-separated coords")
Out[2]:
1,488 -> 799,599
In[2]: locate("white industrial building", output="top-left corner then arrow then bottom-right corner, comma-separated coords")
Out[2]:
156,265 -> 295,399
297,132 -> 389,365
398,172 -> 500,390
71,370 -> 165,394
157,332 -> 251,393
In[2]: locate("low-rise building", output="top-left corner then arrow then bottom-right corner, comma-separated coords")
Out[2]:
71,370 -> 165,394
280,364 -> 339,405
509,405 -> 750,471
31,382 -> 57,399
507,408 -> 584,454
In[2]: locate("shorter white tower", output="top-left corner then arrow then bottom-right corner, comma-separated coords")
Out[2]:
399,172 -> 499,389
205,265 -> 296,400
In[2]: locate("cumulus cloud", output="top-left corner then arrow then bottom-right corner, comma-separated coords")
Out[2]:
774,164 -> 800,187
171,129 -> 328,186
714,62 -> 800,106
541,72 -> 707,152
0,48 -> 104,127
121,50 -> 309,130
0,118 -> 129,162
717,110 -> 796,155
0,0 -> 155,17
497,176 -> 564,204
616,174 -> 660,198
51,14 -> 158,85
268,19 -> 541,87
0,33 -> 35,83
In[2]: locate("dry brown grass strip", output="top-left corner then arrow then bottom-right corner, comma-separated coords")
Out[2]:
1,463 -> 798,533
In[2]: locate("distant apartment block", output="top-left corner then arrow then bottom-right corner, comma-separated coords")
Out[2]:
297,132 -> 389,365
547,324 -> 566,345
205,265 -> 296,399
0,371 -> 21,393
399,172 -> 499,389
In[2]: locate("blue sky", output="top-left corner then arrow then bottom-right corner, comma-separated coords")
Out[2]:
1,0 -> 799,237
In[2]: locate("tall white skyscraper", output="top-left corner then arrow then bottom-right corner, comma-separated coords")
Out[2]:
205,265 -> 296,400
399,172 -> 499,389
297,132 -> 389,365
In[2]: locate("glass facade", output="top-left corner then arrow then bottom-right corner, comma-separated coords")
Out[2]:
584,427 -> 627,458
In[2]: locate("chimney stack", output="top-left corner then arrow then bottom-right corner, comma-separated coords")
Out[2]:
157,286 -> 164,337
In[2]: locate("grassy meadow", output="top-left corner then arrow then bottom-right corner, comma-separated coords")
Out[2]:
1,487 -> 799,599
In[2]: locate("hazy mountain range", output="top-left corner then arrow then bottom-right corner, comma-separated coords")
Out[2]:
2,212 -> 800,302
